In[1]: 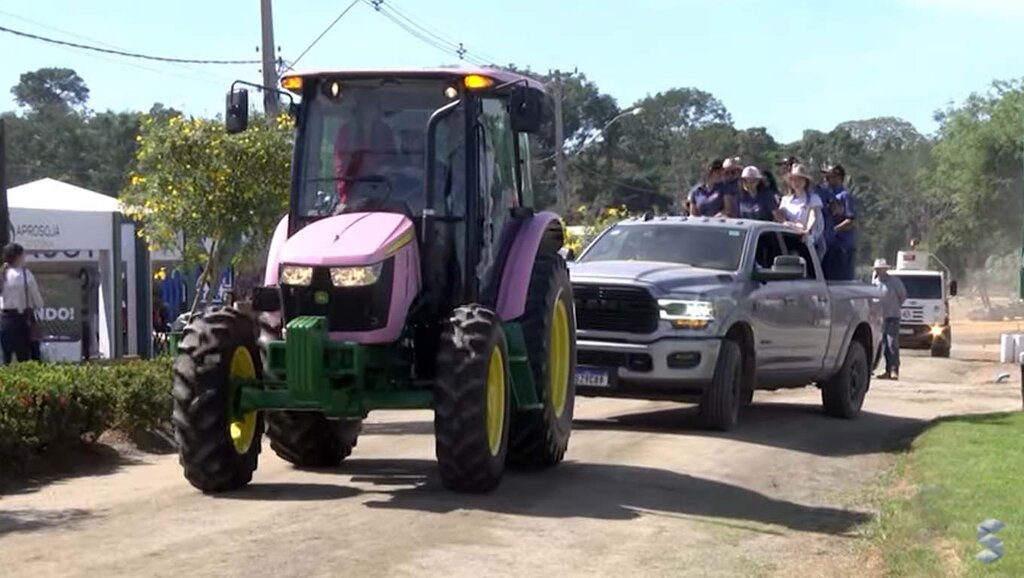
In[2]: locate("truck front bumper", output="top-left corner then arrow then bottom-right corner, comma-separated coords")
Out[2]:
575,337 -> 722,401
899,323 -> 949,349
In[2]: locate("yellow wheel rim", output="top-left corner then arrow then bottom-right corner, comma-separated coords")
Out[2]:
548,293 -> 571,419
228,347 -> 259,455
485,345 -> 506,457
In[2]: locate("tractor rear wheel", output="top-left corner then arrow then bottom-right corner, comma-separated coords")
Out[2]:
434,305 -> 510,492
266,412 -> 361,468
509,251 -> 576,468
172,307 -> 263,493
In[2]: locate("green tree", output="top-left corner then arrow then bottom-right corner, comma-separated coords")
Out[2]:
11,67 -> 90,113
122,114 -> 293,311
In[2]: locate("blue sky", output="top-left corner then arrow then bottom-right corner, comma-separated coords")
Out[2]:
0,0 -> 1021,142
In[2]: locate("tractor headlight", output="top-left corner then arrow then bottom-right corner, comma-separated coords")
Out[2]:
330,263 -> 382,287
658,299 -> 714,330
280,265 -> 313,286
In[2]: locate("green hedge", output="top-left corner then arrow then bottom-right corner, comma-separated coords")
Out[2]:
0,358 -> 171,474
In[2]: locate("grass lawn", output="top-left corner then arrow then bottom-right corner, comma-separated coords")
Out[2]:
870,412 -> 1024,577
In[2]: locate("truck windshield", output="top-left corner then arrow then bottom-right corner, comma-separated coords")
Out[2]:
579,224 -> 746,271
296,78 -> 462,218
893,275 -> 943,299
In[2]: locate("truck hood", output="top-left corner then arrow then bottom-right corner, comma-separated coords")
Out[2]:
568,260 -> 736,294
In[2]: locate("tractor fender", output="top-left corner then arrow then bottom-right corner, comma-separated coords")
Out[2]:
263,214 -> 289,286
496,211 -> 564,321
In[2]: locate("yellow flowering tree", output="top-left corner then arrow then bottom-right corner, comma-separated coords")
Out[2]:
563,204 -> 631,256
122,114 -> 293,311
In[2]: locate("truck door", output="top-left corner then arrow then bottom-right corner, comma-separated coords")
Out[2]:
748,231 -> 798,374
780,232 -> 831,375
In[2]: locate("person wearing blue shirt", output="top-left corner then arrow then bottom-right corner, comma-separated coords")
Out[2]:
687,158 -> 736,217
823,164 -> 857,280
737,166 -> 783,222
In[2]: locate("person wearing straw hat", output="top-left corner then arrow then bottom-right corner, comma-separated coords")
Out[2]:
873,258 -> 907,380
737,166 -> 783,222
779,163 -> 827,258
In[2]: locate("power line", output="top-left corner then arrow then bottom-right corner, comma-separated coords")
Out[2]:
287,0 -> 362,71
0,24 -> 260,65
374,0 -> 505,65
363,0 -> 499,67
0,10 -> 233,83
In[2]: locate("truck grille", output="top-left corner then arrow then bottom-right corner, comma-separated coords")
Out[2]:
901,306 -> 924,323
572,284 -> 659,334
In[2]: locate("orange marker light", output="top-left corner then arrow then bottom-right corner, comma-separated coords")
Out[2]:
281,76 -> 303,92
463,74 -> 493,89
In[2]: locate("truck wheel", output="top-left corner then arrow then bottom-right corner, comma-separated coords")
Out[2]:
266,412 -> 361,467
434,305 -> 511,492
509,251 -> 576,468
930,329 -> 951,358
821,340 -> 869,418
698,339 -> 742,431
172,307 -> 263,493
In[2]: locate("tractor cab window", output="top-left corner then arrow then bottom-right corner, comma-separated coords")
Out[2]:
476,98 -> 518,284
297,79 -> 462,219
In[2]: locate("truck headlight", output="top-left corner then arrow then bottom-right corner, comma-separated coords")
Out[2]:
930,325 -> 944,337
658,299 -> 714,329
280,265 -> 313,286
330,263 -> 382,287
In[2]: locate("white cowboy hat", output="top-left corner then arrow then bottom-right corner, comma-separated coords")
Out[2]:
741,166 -> 761,180
873,258 -> 891,269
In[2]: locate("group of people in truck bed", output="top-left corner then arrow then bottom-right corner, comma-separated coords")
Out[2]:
683,156 -> 858,281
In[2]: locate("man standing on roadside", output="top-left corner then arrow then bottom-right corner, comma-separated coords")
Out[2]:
873,258 -> 907,380
823,164 -> 857,280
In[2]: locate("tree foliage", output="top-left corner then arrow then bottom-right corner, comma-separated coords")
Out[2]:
121,115 -> 293,309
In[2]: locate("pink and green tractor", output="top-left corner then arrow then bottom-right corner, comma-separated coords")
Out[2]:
171,68 -> 577,493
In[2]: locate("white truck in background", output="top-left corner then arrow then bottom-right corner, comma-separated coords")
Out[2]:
889,250 -> 958,358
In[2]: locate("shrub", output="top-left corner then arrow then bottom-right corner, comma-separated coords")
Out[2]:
0,358 -> 170,474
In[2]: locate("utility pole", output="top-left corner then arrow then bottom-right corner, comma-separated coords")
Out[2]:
260,0 -> 280,118
552,70 -> 568,214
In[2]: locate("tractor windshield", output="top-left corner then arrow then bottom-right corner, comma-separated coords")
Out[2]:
297,78 -> 464,218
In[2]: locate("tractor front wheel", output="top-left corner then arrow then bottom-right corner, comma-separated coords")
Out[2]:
510,251 -> 576,468
434,305 -> 510,492
266,412 -> 361,468
172,307 -> 263,493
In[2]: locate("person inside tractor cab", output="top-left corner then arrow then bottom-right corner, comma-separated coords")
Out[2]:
332,90 -> 399,207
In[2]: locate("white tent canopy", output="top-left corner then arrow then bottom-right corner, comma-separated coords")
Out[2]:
8,178 -> 120,251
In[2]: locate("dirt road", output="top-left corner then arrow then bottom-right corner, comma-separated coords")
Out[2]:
2,321 -> 1021,578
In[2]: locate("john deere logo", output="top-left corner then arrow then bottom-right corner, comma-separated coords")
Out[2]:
314,291 -> 329,305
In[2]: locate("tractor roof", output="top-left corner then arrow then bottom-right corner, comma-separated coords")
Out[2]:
281,67 -> 546,92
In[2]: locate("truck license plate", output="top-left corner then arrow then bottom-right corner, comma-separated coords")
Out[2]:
574,367 -> 610,387
899,328 -> 914,335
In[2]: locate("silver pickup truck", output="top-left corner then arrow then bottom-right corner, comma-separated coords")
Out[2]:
567,215 -> 883,431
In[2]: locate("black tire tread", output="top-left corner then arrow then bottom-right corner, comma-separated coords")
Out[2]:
172,307 -> 262,493
509,251 -> 576,468
266,412 -> 360,467
698,339 -> 742,431
434,305 -> 509,492
822,340 -> 869,418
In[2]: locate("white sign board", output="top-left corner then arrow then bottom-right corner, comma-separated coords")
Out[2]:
9,207 -> 113,251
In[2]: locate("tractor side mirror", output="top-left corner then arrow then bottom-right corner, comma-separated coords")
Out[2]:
510,86 -> 541,133
949,280 -> 958,297
225,90 -> 250,134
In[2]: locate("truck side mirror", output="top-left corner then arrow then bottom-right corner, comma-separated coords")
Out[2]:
225,89 -> 249,134
558,247 -> 576,262
949,280 -> 958,297
510,86 -> 541,133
